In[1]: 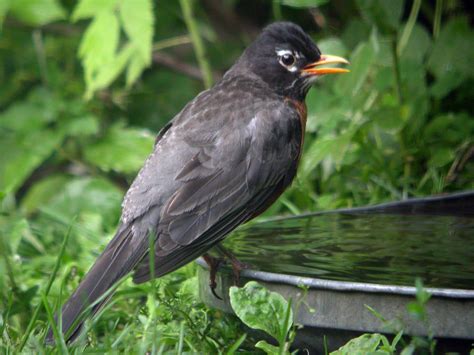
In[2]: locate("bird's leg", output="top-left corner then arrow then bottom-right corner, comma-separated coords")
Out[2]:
214,244 -> 250,286
202,253 -> 222,300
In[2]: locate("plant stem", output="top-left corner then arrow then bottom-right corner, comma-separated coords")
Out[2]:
391,38 -> 403,105
179,0 -> 213,89
152,35 -> 191,52
397,0 -> 422,56
32,29 -> 49,86
433,0 -> 443,39
272,0 -> 282,20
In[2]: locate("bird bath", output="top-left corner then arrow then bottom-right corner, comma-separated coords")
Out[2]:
197,191 -> 474,352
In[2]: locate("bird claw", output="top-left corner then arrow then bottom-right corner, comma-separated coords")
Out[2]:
202,254 -> 223,300
203,247 -> 251,299
215,244 -> 251,287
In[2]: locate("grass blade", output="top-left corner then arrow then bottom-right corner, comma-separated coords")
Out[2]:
19,221 -> 73,351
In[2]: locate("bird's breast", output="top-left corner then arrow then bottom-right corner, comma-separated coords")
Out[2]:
285,97 -> 307,162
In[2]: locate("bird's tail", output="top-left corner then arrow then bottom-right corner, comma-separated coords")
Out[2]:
46,223 -> 148,344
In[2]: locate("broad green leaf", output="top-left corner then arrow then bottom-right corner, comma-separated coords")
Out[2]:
79,11 -> 119,98
428,148 -> 454,168
371,106 -> 407,133
87,44 -> 134,96
126,50 -> 147,86
21,175 -> 70,214
83,124 -> 154,174
334,30 -> 378,98
4,218 -> 30,255
430,73 -> 464,99
301,128 -> 355,176
119,0 -> 154,62
0,0 -> 12,27
229,281 -> 293,343
428,17 -> 474,94
331,333 -> 386,355
59,114 -> 100,137
71,0 -> 118,21
306,88 -> 350,134
10,0 -> 65,26
255,340 -> 282,354
281,0 -> 328,7
43,177 -> 123,227
0,129 -> 64,195
317,37 -> 347,58
398,24 -> 431,62
341,19 -> 371,50
424,113 -> 474,145
356,0 -> 404,31
0,88 -> 61,132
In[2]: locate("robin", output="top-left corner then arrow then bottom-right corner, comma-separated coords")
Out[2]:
47,21 -> 349,343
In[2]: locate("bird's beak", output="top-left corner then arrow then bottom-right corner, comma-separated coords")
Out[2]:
302,54 -> 350,76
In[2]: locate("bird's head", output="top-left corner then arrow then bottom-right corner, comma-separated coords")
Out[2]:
235,22 -> 349,100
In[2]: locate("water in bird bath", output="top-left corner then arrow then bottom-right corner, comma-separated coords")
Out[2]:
223,212 -> 474,290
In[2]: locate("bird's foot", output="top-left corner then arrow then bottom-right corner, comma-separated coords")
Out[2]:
202,253 -> 223,300
215,244 -> 251,286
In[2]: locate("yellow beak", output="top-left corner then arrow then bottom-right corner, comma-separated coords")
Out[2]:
302,54 -> 350,75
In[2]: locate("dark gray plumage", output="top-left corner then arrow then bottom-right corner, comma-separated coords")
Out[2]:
47,21 -> 349,343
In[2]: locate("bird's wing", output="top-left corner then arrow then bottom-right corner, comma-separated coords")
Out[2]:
133,101 -> 302,282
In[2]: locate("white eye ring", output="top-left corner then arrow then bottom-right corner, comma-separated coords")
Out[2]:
276,49 -> 298,72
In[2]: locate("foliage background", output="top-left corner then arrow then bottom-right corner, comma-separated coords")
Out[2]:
0,0 -> 473,352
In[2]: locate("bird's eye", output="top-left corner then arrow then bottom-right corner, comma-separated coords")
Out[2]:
280,53 -> 295,67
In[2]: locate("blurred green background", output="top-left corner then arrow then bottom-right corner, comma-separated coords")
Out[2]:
0,0 -> 473,352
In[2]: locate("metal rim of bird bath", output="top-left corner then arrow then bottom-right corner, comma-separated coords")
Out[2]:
196,191 -> 474,342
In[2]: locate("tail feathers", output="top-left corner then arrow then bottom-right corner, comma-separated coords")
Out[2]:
46,224 -> 147,344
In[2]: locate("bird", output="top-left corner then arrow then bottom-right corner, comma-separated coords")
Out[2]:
47,21 -> 349,343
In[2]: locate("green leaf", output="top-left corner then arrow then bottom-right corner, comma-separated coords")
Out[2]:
306,89 -> 349,134
83,123 -> 154,174
0,0 -> 12,27
356,0 -> 404,31
0,129 -> 64,195
341,19 -> 371,50
10,0 -> 65,26
331,333 -> 385,355
88,44 -> 134,96
21,175 -> 70,214
59,114 -> 100,137
281,0 -> 328,8
75,0 -> 155,96
317,37 -> 348,58
255,340 -> 282,354
407,302 -> 424,320
334,30 -> 378,98
0,88 -> 61,132
428,17 -> 474,94
6,218 -> 30,255
43,177 -> 123,226
429,73 -> 464,99
79,11 -> 119,98
398,24 -> 431,63
415,279 -> 431,304
126,50 -> 148,87
428,148 -> 454,168
229,281 -> 293,343
71,0 -> 118,21
119,0 -> 154,62
301,128 -> 355,176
